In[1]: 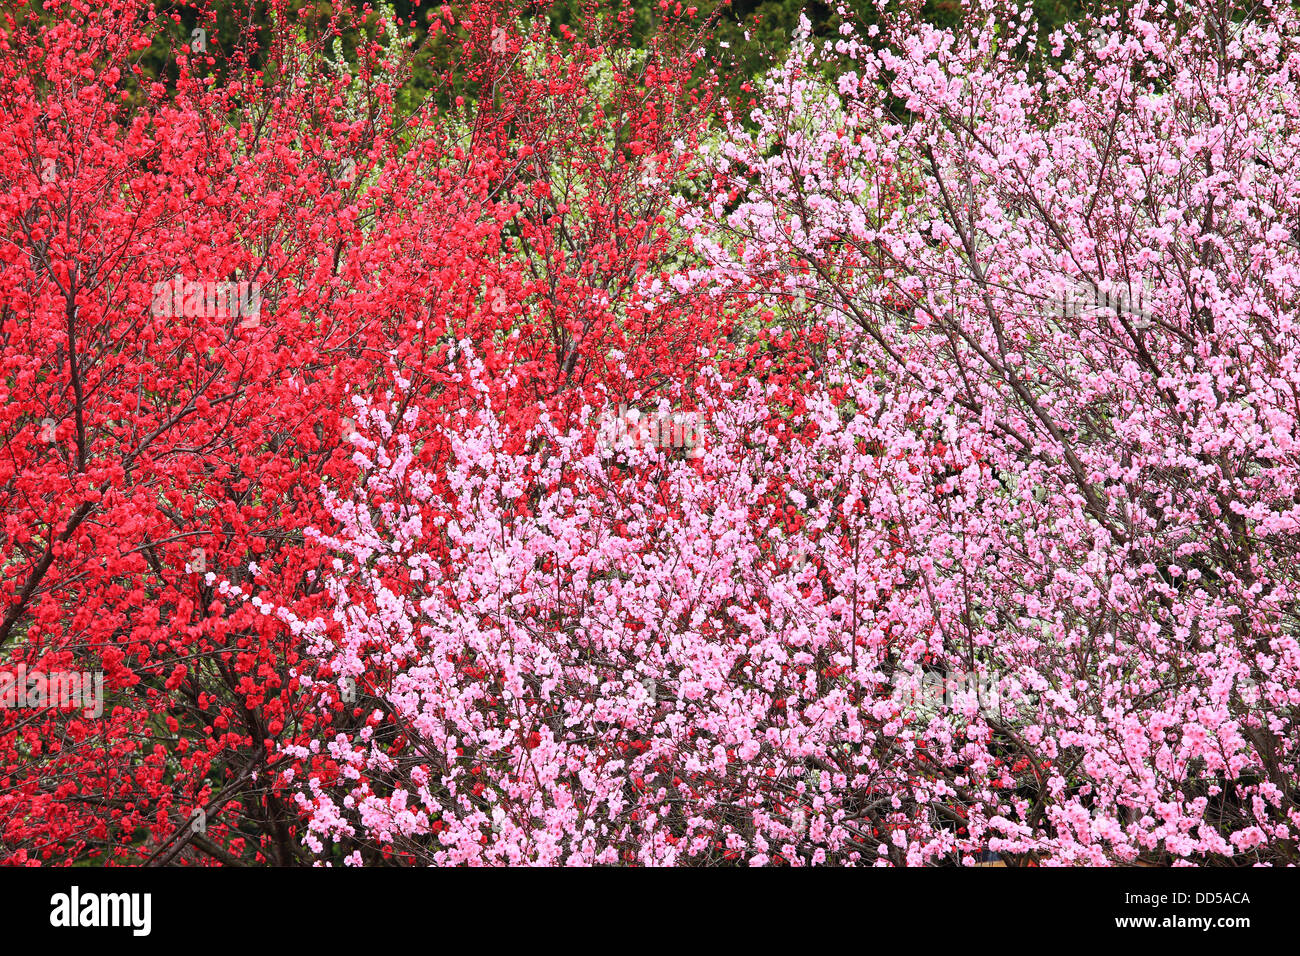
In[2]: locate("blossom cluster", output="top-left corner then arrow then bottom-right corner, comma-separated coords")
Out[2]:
5,0 -> 1299,866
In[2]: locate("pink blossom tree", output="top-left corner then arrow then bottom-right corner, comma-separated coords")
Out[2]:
244,350 -> 945,865
686,0 -> 1300,863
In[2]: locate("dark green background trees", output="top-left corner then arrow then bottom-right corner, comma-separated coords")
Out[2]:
23,0 -> 1091,109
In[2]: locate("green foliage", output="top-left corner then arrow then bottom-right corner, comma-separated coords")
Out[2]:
131,1 -> 1093,111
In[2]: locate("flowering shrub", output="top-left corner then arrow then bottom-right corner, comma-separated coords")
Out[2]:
250,353 -> 937,866
687,0 -> 1300,863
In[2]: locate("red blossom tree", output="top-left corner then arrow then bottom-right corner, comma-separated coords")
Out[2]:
0,0 -> 725,864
